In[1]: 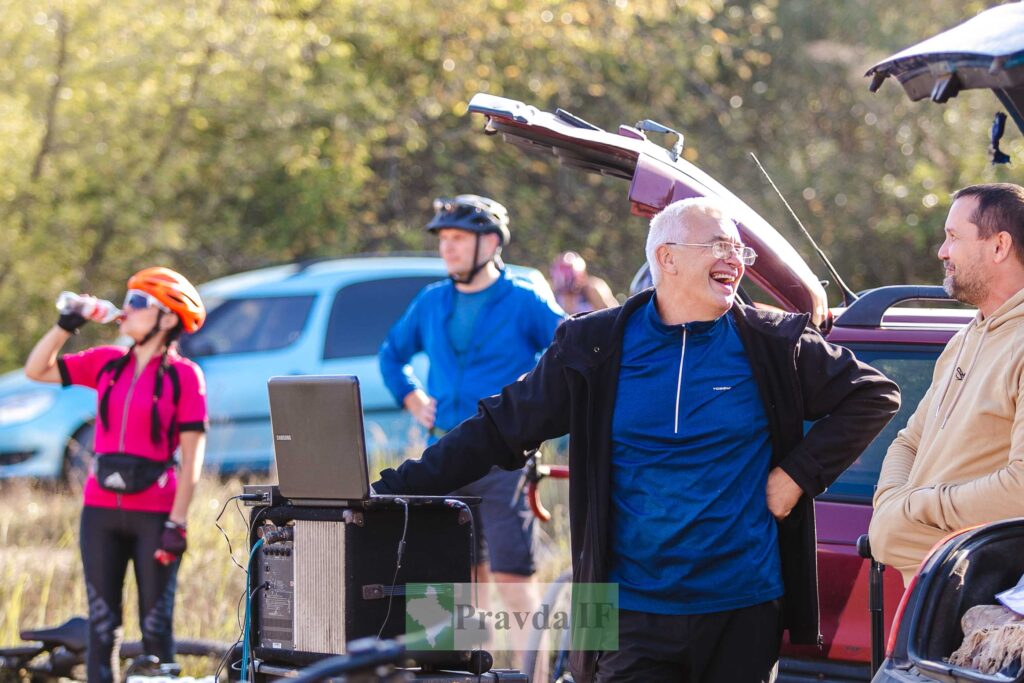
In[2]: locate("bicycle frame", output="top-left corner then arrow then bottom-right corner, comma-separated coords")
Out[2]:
519,453 -> 575,682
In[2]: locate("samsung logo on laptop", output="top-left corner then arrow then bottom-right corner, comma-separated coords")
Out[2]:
275,434 -> 293,441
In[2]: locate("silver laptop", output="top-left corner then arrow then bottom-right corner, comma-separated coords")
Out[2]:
267,375 -> 371,505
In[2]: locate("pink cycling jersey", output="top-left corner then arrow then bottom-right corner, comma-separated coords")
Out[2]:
59,345 -> 208,512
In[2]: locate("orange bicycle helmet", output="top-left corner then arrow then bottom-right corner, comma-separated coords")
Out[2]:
127,267 -> 206,333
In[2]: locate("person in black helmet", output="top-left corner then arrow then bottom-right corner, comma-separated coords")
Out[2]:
379,194 -> 565,632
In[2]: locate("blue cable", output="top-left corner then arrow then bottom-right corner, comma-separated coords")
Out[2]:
241,538 -> 265,682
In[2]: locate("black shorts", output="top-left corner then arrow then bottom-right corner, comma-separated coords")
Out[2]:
452,466 -> 536,576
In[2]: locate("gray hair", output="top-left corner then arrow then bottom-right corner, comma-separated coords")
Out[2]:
645,198 -> 737,285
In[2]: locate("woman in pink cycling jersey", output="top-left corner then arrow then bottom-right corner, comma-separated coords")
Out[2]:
25,267 -> 207,683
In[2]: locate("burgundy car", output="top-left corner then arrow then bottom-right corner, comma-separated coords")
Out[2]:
860,4 -> 1024,682
468,92 -> 970,682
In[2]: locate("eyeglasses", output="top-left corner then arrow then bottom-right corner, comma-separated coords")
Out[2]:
664,240 -> 757,266
123,289 -> 170,312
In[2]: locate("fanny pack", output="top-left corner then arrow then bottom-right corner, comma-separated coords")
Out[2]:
94,453 -> 172,494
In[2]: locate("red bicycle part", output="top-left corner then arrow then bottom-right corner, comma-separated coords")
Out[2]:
526,464 -> 570,522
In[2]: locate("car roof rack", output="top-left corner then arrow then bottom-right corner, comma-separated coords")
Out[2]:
836,285 -> 952,328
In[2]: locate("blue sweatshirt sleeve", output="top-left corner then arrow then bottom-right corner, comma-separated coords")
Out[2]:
379,291 -> 428,406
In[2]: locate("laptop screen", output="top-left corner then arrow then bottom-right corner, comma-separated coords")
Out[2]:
267,375 -> 371,504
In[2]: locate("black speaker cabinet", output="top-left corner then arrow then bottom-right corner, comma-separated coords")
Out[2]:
250,496 -> 477,669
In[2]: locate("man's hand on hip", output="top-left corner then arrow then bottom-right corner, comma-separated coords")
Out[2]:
404,389 -> 437,429
766,467 -> 803,521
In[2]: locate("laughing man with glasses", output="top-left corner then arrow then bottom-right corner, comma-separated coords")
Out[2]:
374,197 -> 900,683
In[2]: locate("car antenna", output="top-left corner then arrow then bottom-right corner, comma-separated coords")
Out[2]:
749,153 -> 859,306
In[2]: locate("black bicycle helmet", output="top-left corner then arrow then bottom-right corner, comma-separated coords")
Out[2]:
425,194 -> 511,246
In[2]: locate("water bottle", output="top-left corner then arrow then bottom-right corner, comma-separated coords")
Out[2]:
55,291 -> 123,323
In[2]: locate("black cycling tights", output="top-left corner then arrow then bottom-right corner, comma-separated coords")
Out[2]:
80,506 -> 179,683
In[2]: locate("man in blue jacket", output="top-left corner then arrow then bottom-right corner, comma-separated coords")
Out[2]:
377,198 -> 900,682
379,194 -> 564,592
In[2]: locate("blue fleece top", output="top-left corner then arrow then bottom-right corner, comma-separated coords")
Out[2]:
607,296 -> 783,614
379,269 -> 565,434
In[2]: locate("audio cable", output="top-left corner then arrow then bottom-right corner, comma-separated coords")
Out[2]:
377,497 -> 410,639
240,537 -> 265,682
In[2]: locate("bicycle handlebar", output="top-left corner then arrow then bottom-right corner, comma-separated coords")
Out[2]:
284,616 -> 485,683
284,638 -> 407,683
524,460 -> 569,523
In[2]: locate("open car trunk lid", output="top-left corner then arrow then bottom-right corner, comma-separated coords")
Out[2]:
899,519 -> 1024,682
866,2 -> 1024,135
467,93 -> 829,326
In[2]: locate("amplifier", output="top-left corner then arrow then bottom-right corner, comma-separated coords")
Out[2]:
250,497 -> 480,671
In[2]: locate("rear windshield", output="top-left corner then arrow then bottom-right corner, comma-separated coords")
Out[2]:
819,345 -> 939,502
180,295 -> 315,357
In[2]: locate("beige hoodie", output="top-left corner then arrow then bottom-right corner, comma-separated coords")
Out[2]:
869,286 -> 1024,585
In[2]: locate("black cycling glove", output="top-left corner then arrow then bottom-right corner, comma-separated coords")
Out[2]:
155,522 -> 187,565
57,311 -> 88,334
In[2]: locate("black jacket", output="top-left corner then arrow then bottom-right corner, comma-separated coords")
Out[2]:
377,290 -> 901,682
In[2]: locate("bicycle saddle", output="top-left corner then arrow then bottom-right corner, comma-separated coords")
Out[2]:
20,617 -> 88,653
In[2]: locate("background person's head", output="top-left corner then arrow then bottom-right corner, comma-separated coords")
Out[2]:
940,183 -> 1024,315
426,194 -> 510,284
646,198 -> 747,320
120,267 -> 205,347
550,251 -> 587,295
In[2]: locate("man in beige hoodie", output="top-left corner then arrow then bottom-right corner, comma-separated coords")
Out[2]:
870,183 -> 1024,585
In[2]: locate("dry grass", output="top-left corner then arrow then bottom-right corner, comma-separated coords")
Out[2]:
0,477 -> 255,649
0,447 -> 571,674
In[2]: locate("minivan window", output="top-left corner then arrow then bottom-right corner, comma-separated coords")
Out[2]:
819,347 -> 939,502
324,276 -> 441,359
181,295 -> 315,357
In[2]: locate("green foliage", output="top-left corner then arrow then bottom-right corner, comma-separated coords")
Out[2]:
0,0 -> 1017,370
